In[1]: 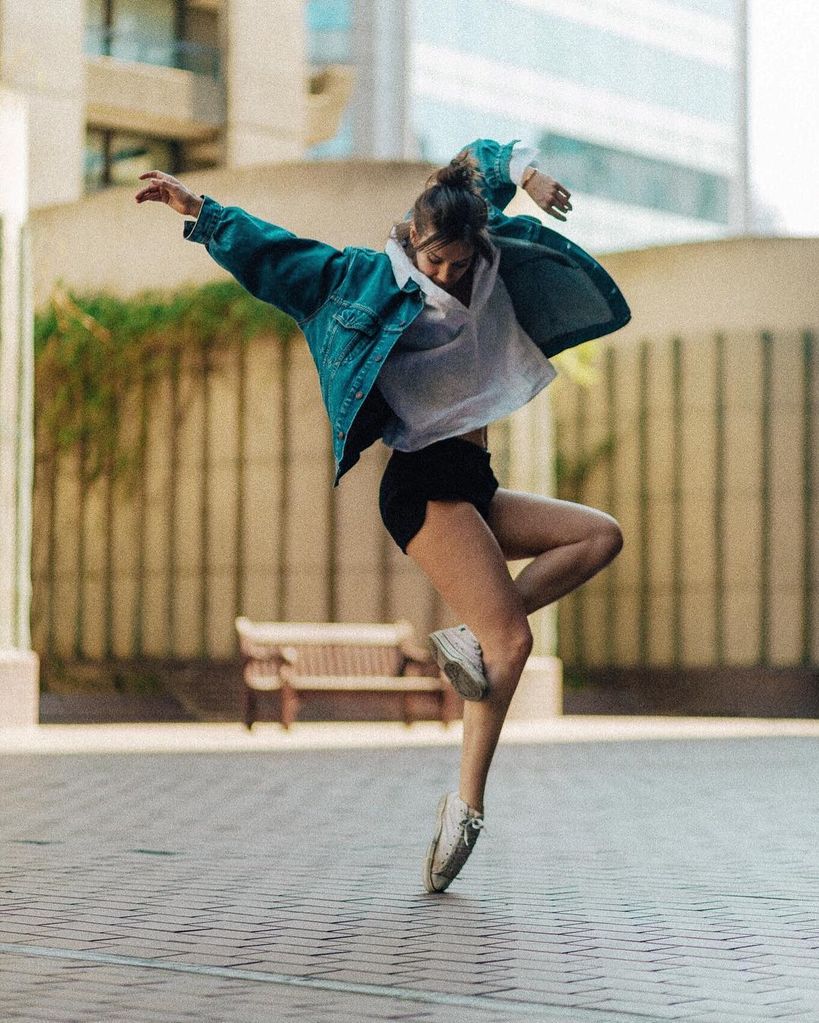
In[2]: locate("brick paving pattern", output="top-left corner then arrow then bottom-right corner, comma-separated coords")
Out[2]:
0,737 -> 817,1022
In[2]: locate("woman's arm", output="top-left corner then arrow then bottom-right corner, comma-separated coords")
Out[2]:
463,139 -> 572,222
136,170 -> 348,324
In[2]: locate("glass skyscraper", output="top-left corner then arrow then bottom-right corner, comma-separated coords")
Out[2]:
305,0 -> 747,251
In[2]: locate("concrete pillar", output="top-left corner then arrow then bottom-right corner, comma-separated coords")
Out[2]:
0,0 -> 86,208
506,387 -> 559,658
506,656 -> 563,720
504,387 -> 563,717
223,0 -> 307,166
0,88 -> 39,725
731,0 -> 751,235
351,0 -> 412,159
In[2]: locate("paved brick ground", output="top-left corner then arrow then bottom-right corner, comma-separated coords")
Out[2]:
1,736 -> 817,1022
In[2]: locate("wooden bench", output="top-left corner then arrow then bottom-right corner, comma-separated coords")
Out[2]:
235,617 -> 459,729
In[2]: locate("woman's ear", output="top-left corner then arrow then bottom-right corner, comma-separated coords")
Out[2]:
409,222 -> 419,248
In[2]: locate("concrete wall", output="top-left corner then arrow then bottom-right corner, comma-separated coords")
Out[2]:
30,161 -> 816,675
599,237 -> 819,334
8,2 -> 810,701
31,159 -> 435,307
85,56 -> 225,141
552,236 -> 819,669
0,0 -> 86,207
30,157 -> 547,306
222,0 -> 307,166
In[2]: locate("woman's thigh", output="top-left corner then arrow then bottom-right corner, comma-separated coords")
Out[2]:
405,499 -> 528,643
486,488 -> 620,561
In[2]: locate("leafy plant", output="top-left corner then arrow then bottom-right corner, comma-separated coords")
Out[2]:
552,341 -> 617,499
554,435 -> 616,502
34,280 -> 297,488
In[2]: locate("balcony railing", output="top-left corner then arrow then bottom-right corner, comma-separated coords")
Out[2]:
84,26 -> 221,80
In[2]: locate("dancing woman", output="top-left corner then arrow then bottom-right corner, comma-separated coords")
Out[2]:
136,138 -> 630,893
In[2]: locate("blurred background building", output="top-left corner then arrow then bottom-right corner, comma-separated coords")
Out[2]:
307,0 -> 750,251
1,0 -> 747,252
0,0 -> 353,210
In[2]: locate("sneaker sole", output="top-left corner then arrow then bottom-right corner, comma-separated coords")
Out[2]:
422,793 -> 451,894
429,634 -> 489,702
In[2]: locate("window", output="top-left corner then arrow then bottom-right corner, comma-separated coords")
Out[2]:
413,0 -> 736,125
538,132 -> 730,223
84,0 -> 220,78
305,0 -> 353,65
85,128 -> 180,193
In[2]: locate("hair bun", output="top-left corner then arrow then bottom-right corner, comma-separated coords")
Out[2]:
429,150 -> 481,192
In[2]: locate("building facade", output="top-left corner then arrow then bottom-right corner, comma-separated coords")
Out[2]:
0,0 -> 350,211
306,0 -> 749,251
1,0 -> 748,245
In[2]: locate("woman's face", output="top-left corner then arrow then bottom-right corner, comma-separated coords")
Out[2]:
409,225 -> 475,293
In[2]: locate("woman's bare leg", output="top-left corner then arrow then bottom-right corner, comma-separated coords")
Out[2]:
487,489 -> 623,613
406,499 -> 532,812
406,492 -> 623,811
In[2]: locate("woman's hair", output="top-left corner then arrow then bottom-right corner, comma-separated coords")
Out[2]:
395,150 -> 493,263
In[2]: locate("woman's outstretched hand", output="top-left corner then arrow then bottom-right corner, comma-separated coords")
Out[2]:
523,170 -> 573,222
135,170 -> 204,218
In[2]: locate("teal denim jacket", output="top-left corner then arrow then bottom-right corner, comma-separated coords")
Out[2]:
184,138 -> 630,484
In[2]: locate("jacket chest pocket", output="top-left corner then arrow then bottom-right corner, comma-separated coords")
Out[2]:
323,307 -> 381,371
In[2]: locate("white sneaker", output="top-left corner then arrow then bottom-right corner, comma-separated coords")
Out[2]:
423,792 -> 485,894
428,624 -> 490,701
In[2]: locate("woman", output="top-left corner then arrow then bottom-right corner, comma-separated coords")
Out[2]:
136,138 -> 629,894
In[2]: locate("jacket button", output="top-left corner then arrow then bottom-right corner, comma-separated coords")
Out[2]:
374,354 -> 382,362
355,390 -> 364,399
337,430 -> 344,439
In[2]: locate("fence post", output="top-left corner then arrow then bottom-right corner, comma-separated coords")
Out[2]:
0,88 -> 39,725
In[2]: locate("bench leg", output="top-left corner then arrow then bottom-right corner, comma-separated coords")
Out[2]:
281,682 -> 297,729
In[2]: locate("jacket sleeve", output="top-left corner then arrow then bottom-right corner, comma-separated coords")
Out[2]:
462,138 -> 523,214
184,196 -> 348,324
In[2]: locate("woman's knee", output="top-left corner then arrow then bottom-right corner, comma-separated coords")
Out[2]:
590,514 -> 623,568
482,615 -> 533,674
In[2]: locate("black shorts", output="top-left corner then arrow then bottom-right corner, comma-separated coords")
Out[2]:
379,437 -> 500,554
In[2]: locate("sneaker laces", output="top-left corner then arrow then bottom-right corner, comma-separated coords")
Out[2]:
440,814 -> 485,878
462,815 -> 485,848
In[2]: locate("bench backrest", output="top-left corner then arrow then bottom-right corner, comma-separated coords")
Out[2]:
236,617 -> 417,678
236,617 -> 416,649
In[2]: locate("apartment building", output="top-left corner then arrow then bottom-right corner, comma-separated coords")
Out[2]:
0,0 -> 351,210
306,0 -> 749,251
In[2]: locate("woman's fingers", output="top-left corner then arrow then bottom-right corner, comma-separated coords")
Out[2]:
546,179 -> 572,211
135,173 -> 181,208
138,169 -> 174,182
135,183 -> 167,203
136,171 -> 167,203
134,173 -> 197,216
526,173 -> 574,220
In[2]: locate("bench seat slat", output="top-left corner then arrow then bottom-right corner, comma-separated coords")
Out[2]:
289,675 -> 443,692
244,674 -> 443,693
